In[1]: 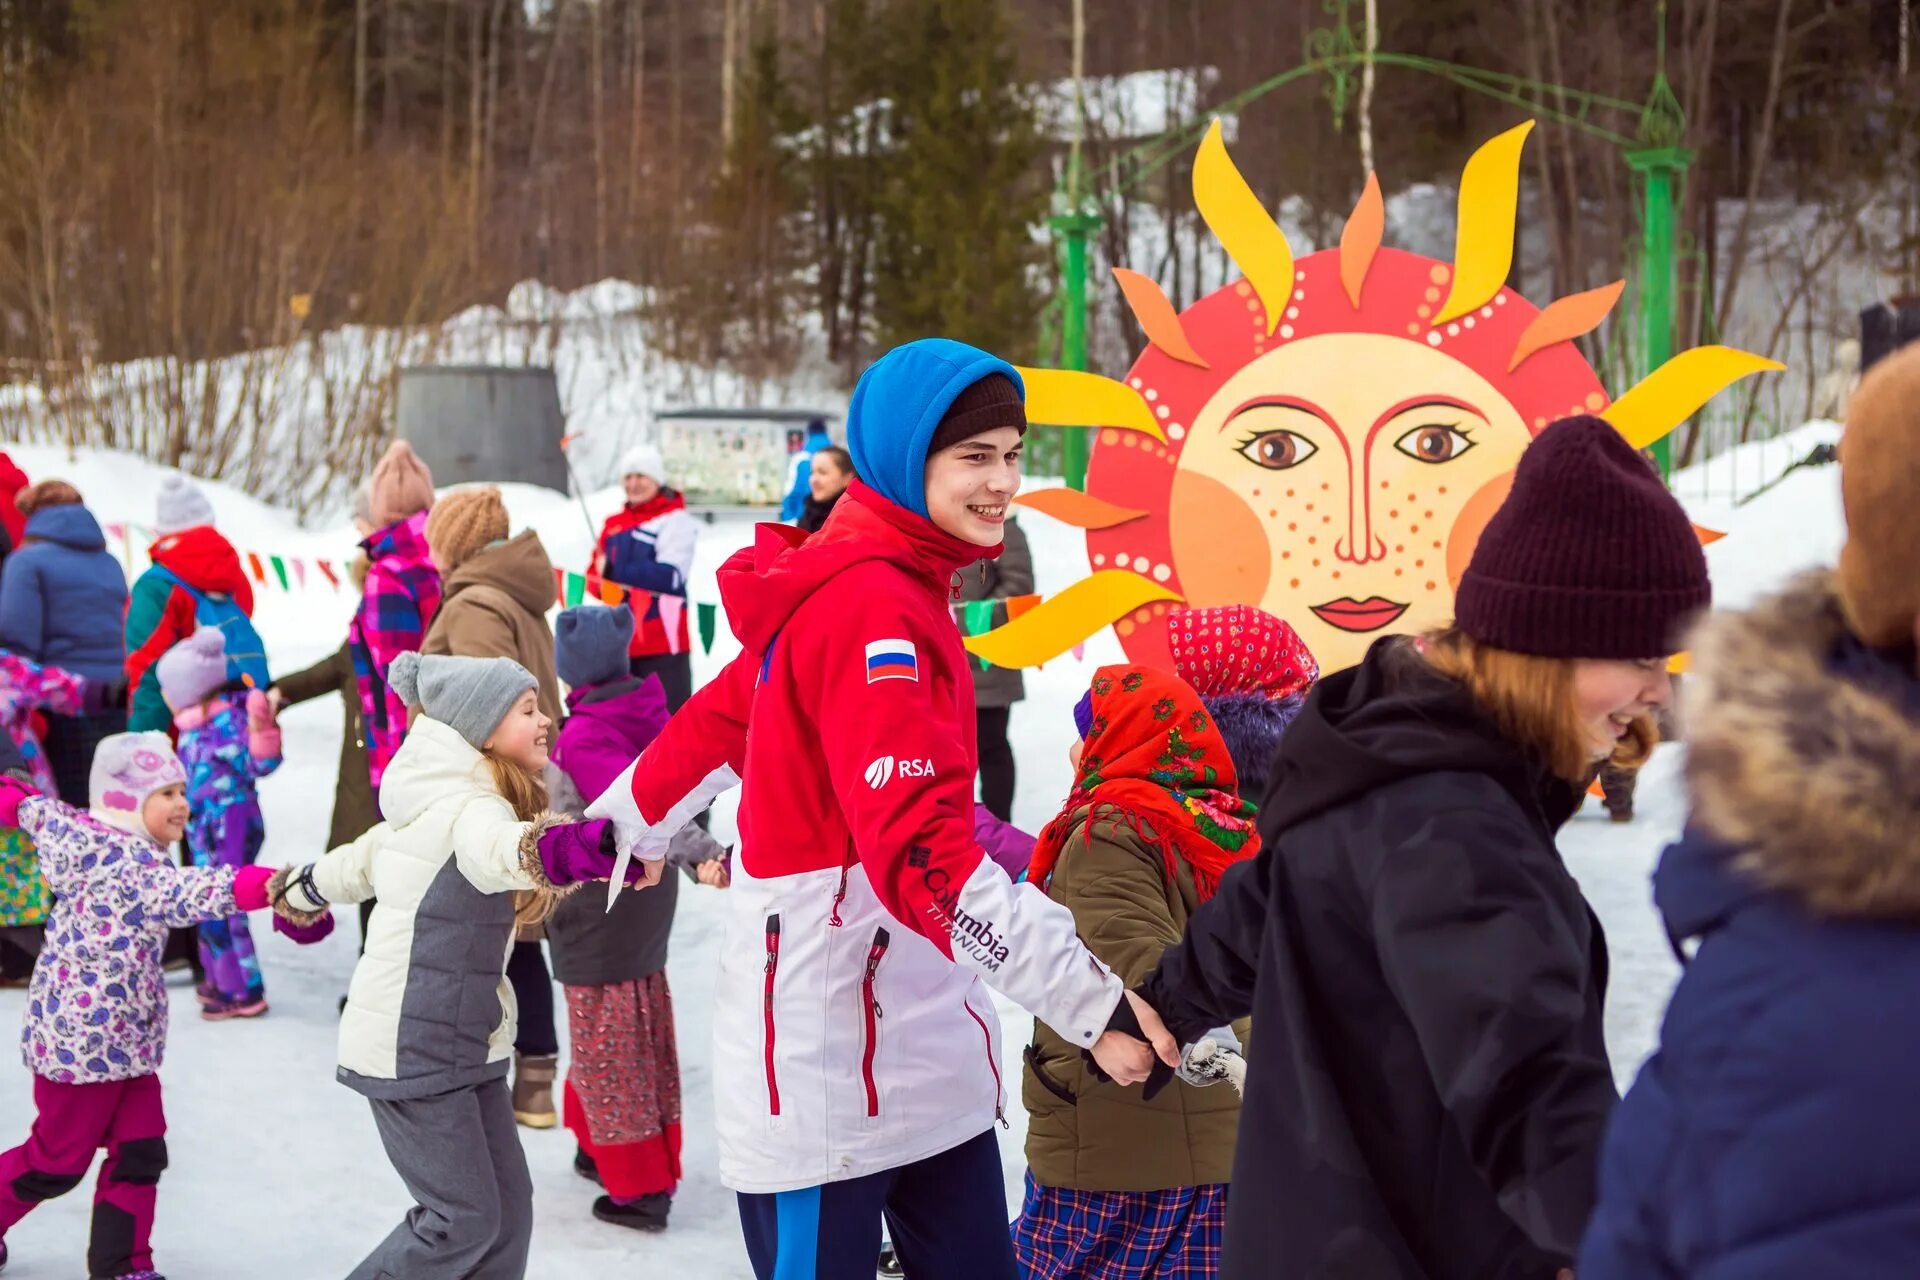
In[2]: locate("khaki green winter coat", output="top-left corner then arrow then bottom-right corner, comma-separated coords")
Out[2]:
1023,808 -> 1246,1191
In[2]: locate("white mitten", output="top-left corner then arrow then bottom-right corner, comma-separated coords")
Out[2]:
1178,1038 -> 1248,1096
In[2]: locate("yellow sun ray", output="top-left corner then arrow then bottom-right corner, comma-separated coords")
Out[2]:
1602,346 -> 1786,449
1193,118 -> 1293,337
1017,367 -> 1165,441
1435,120 -> 1535,325
964,571 -> 1182,669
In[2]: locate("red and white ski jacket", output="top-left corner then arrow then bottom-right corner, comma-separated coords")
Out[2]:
589,482 -> 1124,1192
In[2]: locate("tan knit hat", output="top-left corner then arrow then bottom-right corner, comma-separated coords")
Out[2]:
425,486 -> 510,574
370,441 -> 436,528
1837,343 -> 1920,648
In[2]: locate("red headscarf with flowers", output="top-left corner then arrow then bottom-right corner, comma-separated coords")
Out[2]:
1030,664 -> 1261,903
1167,604 -> 1318,701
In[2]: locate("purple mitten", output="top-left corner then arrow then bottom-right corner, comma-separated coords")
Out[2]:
536,818 -> 653,886
272,910 -> 335,945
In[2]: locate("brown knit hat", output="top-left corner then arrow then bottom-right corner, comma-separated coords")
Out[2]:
1454,416 -> 1709,659
927,373 -> 1027,457
1837,343 -> 1920,647
424,486 -> 510,574
14,480 -> 83,518
370,441 -> 436,528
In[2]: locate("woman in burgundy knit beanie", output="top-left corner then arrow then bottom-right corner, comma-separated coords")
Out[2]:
1433,413 -> 1708,781
1121,414 -> 1706,1279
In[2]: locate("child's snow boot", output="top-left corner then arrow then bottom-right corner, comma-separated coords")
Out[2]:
574,1148 -> 602,1185
201,994 -> 267,1021
592,1192 -> 669,1232
513,1053 -> 558,1128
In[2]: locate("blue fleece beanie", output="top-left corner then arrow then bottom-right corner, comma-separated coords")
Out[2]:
846,338 -> 1025,519
555,604 -> 635,690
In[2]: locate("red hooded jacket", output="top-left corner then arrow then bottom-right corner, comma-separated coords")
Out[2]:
587,482 -> 1123,1192
0,452 -> 28,550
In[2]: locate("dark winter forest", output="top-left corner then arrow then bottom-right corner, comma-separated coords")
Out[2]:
0,0 -> 1914,502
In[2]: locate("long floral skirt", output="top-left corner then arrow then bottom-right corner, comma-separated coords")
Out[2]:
1013,1173 -> 1227,1279
562,970 -> 683,1199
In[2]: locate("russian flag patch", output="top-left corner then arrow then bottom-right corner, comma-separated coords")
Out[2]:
865,638 -> 919,684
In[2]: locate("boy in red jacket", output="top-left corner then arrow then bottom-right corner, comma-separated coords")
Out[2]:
589,339 -> 1163,1280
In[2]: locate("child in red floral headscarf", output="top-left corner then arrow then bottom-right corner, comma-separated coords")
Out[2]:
1012,665 -> 1260,1280
1167,604 -> 1317,807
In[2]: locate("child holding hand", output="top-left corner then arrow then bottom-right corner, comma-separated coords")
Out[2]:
268,650 -> 654,1280
0,733 -> 331,1280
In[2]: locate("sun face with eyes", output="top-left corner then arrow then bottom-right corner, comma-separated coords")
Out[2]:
1171,332 -> 1533,670
974,120 -> 1776,680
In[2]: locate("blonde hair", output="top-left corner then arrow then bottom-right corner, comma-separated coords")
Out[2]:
482,750 -> 562,927
1419,628 -> 1657,784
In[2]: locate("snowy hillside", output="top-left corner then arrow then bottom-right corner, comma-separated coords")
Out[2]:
0,436 -> 1845,1277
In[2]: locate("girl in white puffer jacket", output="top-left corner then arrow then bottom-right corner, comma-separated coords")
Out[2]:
271,651 -> 652,1280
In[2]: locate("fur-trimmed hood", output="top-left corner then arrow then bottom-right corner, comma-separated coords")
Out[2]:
1682,569 -> 1920,920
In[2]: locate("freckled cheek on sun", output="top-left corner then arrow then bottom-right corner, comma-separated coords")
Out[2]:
1169,469 -> 1271,606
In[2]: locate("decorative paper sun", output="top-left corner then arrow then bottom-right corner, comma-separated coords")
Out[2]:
971,119 -> 1779,673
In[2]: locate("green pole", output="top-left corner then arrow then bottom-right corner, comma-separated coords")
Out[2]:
1051,208 -> 1099,490
1625,147 -> 1685,478
1625,17 -> 1689,480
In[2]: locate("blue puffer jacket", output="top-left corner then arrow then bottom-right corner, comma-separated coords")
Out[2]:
0,504 -> 128,682
1582,571 -> 1920,1279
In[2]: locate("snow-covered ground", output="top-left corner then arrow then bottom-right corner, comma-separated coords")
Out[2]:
0,433 -> 1846,1277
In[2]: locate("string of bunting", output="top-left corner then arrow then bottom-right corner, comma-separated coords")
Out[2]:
102,523 -> 1091,664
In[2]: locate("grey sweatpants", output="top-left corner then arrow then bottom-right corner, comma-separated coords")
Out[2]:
349,1077 -> 534,1280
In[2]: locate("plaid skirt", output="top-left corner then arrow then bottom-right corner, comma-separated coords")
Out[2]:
1013,1173 -> 1227,1279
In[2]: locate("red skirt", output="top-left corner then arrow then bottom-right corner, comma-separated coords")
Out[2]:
563,971 -> 683,1198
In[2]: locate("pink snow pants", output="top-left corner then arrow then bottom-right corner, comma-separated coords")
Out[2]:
0,1073 -> 167,1276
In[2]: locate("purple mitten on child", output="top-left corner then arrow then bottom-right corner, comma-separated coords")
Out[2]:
536,817 -> 653,886
272,911 -> 335,945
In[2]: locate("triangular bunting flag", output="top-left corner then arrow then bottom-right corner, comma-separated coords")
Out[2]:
627,588 -> 653,619
1071,642 -> 1087,662
554,567 -> 567,607
598,580 -> 625,606
962,601 -> 996,672
269,555 -> 289,591
659,595 -> 686,654
106,523 -> 125,539
317,560 -> 340,590
697,602 -> 718,655
246,552 -> 267,584
292,560 -> 307,589
1006,594 -> 1041,622
565,572 -> 586,608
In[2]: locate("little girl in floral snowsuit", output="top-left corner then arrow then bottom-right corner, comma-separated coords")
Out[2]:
0,733 -> 331,1279
155,627 -> 283,1018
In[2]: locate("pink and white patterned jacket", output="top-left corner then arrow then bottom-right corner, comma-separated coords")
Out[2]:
16,795 -> 238,1084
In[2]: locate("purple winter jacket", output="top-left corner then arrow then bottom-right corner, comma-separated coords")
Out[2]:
546,674 -> 724,985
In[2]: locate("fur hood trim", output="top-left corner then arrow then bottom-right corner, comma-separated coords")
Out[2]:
1685,569 -> 1920,919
